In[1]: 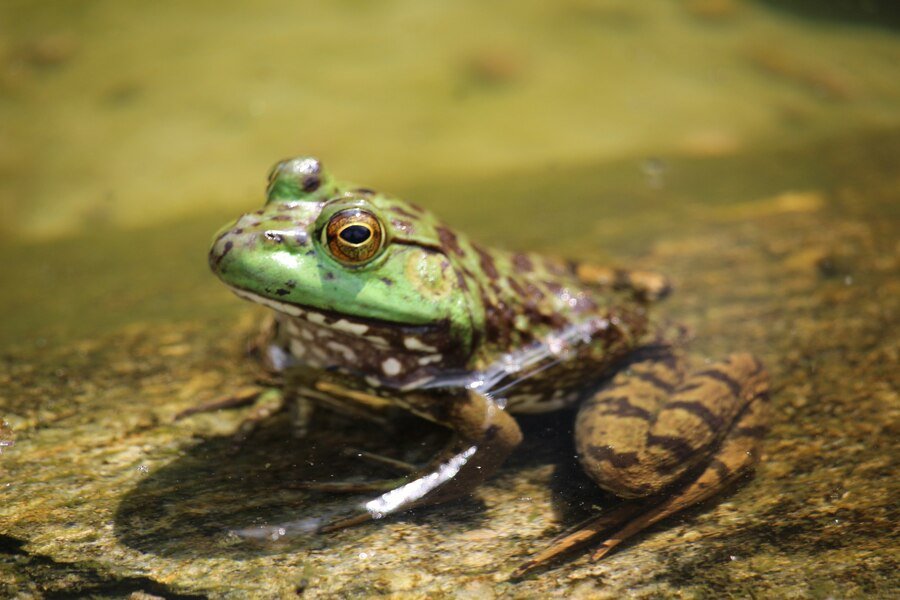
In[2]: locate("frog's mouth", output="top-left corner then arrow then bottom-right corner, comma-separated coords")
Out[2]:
229,286 -> 442,334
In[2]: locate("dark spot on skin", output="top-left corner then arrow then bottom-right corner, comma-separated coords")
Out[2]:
707,458 -> 733,481
506,276 -> 527,298
233,228 -> 243,234
632,370 -> 677,394
324,272 -> 335,280
667,400 -> 725,432
480,285 -> 504,344
209,240 -> 233,269
455,270 -> 469,292
436,226 -> 464,257
678,381 -> 707,394
473,245 -> 498,279
647,434 -> 699,462
305,249 -> 316,256
255,209 -> 265,215
632,345 -> 680,371
286,279 -> 297,289
355,188 -> 376,195
295,231 -> 309,246
694,368 -> 744,399
587,444 -> 640,468
271,214 -> 292,221
302,175 -> 321,192
264,231 -> 284,243
733,424 -> 769,438
524,282 -> 545,301
275,289 -> 290,296
512,253 -> 533,272
586,395 -> 653,421
380,277 -> 394,286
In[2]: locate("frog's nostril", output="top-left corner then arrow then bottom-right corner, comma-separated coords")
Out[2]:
301,174 -> 321,192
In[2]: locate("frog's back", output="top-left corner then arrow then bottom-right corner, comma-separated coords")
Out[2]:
440,236 -> 651,413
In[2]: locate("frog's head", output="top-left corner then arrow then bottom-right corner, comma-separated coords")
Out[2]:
210,157 -> 477,354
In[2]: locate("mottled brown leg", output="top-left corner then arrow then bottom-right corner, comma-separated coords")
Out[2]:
577,352 -> 767,498
512,351 -> 768,578
590,393 -> 768,560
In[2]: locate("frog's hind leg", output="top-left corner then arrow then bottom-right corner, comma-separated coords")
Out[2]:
578,351 -> 768,498
588,393 -> 767,561
512,350 -> 768,578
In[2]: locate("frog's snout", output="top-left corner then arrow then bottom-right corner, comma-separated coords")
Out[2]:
208,230 -> 236,274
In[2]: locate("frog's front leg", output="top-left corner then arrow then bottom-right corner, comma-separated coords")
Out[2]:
317,389 -> 523,532
513,347 -> 769,577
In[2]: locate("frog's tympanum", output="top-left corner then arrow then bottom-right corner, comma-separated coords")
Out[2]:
201,157 -> 769,576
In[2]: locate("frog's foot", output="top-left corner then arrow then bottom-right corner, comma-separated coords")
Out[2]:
513,351 -> 769,578
573,263 -> 672,302
311,389 -> 523,534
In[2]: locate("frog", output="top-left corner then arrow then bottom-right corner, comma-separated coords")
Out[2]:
197,156 -> 770,577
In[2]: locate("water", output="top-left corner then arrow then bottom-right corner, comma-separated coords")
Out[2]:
1,1 -> 898,597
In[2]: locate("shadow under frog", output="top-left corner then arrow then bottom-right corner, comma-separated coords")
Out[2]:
113,408 -> 601,559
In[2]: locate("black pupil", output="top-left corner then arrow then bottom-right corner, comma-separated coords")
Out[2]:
339,224 -> 371,245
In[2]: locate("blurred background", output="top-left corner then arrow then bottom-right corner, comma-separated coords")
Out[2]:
2,0 -> 899,239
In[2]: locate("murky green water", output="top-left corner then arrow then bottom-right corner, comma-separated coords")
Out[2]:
2,2 -> 898,598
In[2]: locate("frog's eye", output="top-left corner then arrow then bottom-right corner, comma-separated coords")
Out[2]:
324,209 -> 384,265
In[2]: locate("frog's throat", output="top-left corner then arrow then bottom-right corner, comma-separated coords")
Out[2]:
228,286 -> 440,332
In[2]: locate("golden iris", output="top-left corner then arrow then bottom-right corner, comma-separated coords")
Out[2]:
324,209 -> 384,264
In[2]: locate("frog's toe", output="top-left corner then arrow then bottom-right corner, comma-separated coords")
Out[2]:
340,447 -> 419,474
287,476 -> 411,494
174,386 -> 269,421
510,503 -> 645,579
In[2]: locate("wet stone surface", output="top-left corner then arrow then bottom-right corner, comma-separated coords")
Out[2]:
1,131 -> 898,598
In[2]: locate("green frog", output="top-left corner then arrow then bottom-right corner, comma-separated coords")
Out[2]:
199,157 -> 769,576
